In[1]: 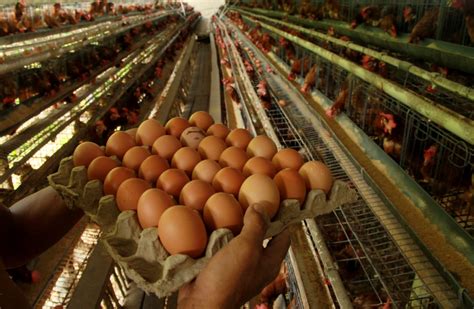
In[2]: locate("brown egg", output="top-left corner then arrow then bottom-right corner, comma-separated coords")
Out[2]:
103,167 -> 136,195
203,192 -> 243,235
125,128 -> 138,139
139,155 -> 169,183
247,135 -> 277,160
136,119 -> 166,146
87,156 -> 119,182
212,167 -> 245,196
165,117 -> 190,138
243,156 -> 277,178
157,168 -> 190,198
207,123 -> 230,139
198,136 -> 227,161
106,131 -> 136,159
171,147 -> 201,175
299,161 -> 333,194
137,189 -> 174,228
219,146 -> 248,171
239,174 -> 280,218
158,206 -> 208,258
73,141 -> 104,167
152,135 -> 182,160
272,148 -> 304,171
225,128 -> 253,149
122,146 -> 151,171
179,180 -> 215,211
274,168 -> 307,204
180,127 -> 206,149
192,159 -> 221,183
116,178 -> 151,211
189,111 -> 214,131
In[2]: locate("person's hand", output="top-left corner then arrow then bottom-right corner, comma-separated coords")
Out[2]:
178,203 -> 291,308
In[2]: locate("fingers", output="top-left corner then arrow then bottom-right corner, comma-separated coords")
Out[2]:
239,203 -> 269,247
261,229 -> 291,283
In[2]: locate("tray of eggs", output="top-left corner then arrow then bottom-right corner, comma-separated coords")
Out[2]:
48,111 -> 357,297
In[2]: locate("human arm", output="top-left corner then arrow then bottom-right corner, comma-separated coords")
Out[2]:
0,186 -> 83,268
178,203 -> 291,308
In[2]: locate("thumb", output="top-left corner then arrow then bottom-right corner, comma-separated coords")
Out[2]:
239,203 -> 270,247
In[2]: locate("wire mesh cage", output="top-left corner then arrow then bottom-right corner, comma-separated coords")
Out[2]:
240,16 -> 474,236
225,25 -> 456,307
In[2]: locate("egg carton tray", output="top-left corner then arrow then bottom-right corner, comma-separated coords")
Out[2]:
48,156 -> 358,297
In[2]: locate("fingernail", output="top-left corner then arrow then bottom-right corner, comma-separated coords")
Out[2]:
253,203 -> 270,223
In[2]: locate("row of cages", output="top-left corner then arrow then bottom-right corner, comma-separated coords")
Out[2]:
0,19 -> 192,193
0,0 -> 179,38
234,16 -> 474,237
0,14 -> 174,113
241,12 -> 474,119
238,0 -> 474,47
222,26 -> 444,307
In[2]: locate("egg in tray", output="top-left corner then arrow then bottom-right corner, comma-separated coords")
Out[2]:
48,111 -> 357,297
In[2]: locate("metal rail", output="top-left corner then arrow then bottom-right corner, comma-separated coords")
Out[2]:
214,20 -> 258,137
224,17 -> 465,308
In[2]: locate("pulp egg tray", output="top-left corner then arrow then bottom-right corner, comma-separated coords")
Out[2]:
48,157 -> 358,297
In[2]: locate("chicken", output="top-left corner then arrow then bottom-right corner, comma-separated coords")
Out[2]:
299,0 -> 322,20
256,80 -> 271,110
352,5 -> 380,28
417,144 -> 472,196
244,60 -> 255,79
466,14 -> 474,43
361,54 -> 378,72
301,64 -> 317,93
44,13 -> 59,28
409,8 -> 439,43
259,33 -> 275,53
281,0 -> 296,15
453,0 -> 474,43
322,0 -> 340,20
0,16 -> 10,36
288,57 -> 310,81
353,293 -> 390,309
223,77 -> 238,102
338,36 -> 361,62
372,112 -> 403,160
379,6 -> 397,37
326,81 -> 349,117
279,37 -> 296,61
403,6 -> 417,31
